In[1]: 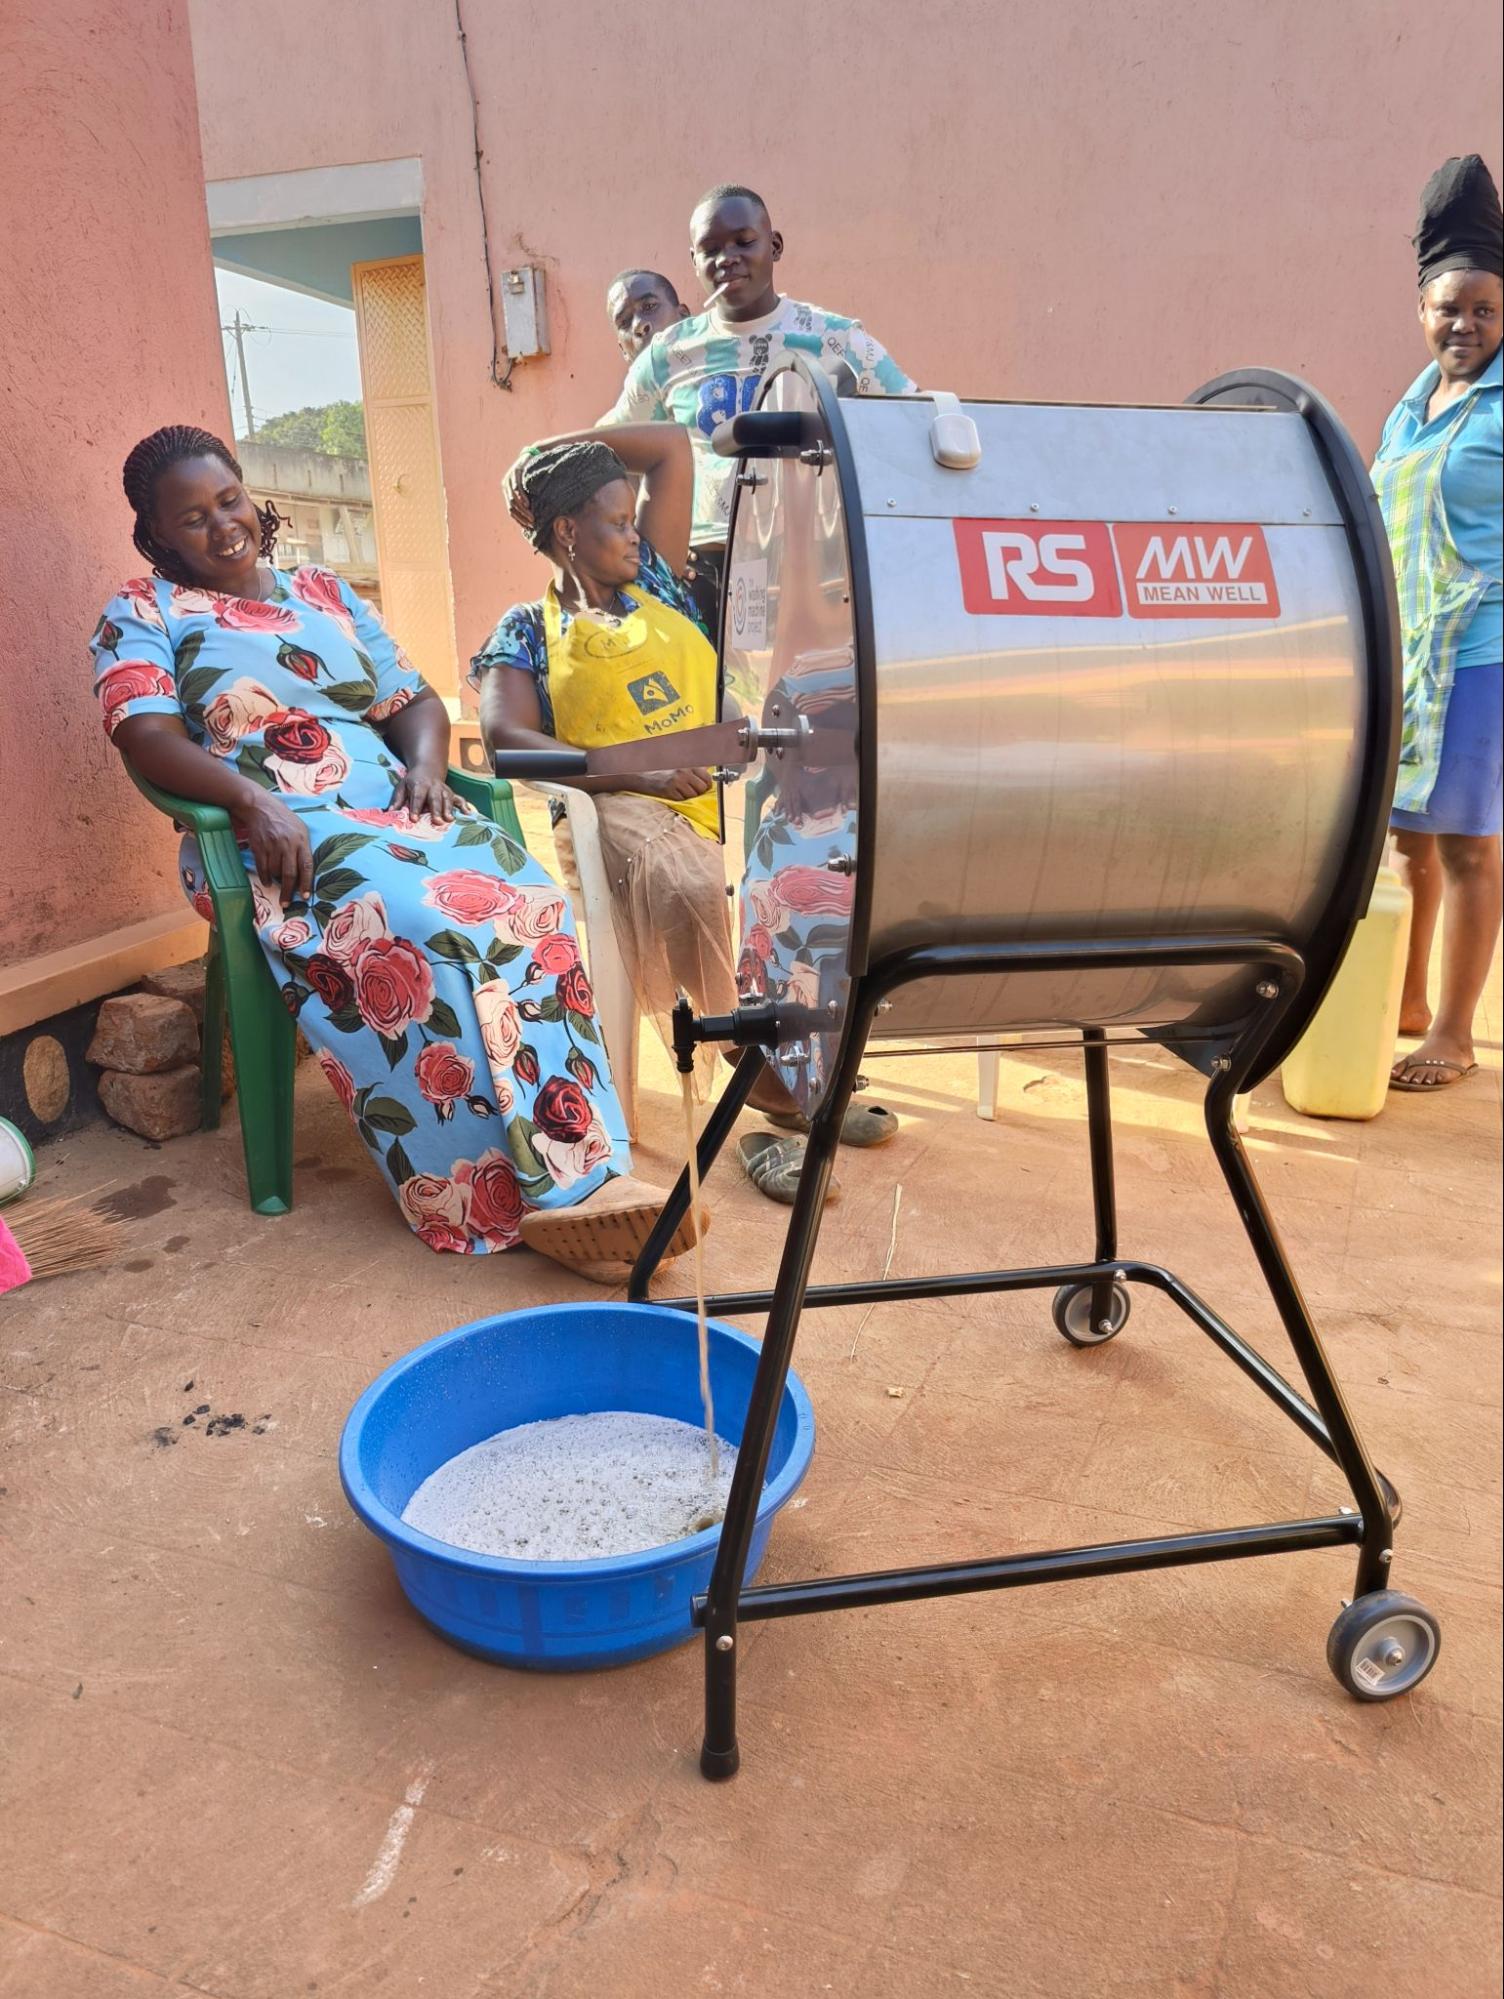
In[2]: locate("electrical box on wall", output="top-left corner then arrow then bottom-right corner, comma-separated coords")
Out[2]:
500,266 -> 549,360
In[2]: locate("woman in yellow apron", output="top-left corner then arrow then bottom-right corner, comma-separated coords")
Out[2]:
470,426 -> 742,1096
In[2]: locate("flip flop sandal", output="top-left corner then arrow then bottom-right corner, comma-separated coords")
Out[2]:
736,1132 -> 842,1205
760,1103 -> 899,1147
1389,1057 -> 1480,1093
519,1194 -> 709,1278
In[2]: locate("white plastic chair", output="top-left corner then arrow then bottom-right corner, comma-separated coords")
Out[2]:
976,1038 -> 1024,1119
532,785 -> 641,1138
978,1041 -> 1251,1128
545,788 -> 998,1137
976,1045 -> 1002,1119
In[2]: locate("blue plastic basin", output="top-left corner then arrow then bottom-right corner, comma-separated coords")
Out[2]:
339,1302 -> 815,1670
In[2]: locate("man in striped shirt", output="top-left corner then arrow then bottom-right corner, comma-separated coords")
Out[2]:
602,183 -> 915,630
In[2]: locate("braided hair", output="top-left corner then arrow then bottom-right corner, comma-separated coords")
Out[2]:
121,426 -> 283,583
514,440 -> 630,554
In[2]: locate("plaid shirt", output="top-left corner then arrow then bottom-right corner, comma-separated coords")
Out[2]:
1372,352 -> 1501,811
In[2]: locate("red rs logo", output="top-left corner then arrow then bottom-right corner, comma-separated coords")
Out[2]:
953,519 -> 1121,618
1112,523 -> 1280,619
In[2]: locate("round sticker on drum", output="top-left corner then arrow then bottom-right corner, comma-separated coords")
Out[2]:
730,561 -> 768,645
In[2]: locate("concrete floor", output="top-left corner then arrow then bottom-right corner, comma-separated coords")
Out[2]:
1,950 -> 1499,1997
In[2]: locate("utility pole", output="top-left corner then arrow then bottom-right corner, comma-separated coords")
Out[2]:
223,311 -> 257,438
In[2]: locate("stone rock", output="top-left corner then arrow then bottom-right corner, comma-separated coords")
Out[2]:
21,1033 -> 71,1124
98,1066 -> 202,1141
140,959 -> 209,1024
139,961 -> 241,1099
86,994 -> 199,1076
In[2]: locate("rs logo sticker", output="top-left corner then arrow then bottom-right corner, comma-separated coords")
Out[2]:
953,519 -> 1121,618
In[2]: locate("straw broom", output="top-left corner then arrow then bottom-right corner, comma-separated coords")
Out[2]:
0,1192 -> 124,1290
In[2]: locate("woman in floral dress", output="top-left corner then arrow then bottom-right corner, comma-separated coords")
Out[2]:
91,426 -> 698,1274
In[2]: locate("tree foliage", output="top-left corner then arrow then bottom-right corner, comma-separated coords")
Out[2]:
250,401 -> 367,459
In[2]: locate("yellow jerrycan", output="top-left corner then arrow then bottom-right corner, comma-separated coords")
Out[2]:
1281,866 -> 1413,1120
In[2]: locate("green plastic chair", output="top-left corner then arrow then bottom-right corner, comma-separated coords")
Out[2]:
125,765 -> 525,1217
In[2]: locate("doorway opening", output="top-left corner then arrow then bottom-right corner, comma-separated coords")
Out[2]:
207,164 -> 459,699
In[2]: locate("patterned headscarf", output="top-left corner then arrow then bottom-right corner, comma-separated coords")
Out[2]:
516,441 -> 630,552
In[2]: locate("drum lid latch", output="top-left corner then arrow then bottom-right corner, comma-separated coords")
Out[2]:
927,390 -> 981,470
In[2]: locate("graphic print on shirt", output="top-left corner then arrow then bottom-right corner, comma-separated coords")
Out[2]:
604,298 -> 916,545
695,373 -> 760,436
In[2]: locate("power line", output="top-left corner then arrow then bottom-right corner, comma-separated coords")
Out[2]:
221,311 -> 362,443
250,325 -> 357,339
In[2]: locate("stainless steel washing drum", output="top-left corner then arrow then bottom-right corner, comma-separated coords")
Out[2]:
720,361 -> 1398,1113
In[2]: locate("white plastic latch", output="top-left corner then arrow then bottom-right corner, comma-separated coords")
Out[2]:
927,390 -> 981,470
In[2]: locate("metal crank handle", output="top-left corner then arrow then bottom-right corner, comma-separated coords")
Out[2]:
489,747 -> 590,781
493,718 -> 846,786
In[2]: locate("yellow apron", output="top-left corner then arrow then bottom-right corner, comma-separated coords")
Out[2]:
543,582 -> 720,839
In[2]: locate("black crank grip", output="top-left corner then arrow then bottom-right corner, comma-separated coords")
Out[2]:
711,409 -> 823,459
491,748 -> 590,780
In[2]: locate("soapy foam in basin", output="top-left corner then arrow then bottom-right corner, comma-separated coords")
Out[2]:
401,1411 -> 737,1561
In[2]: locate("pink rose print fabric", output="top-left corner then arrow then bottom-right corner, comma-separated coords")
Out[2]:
90,566 -> 630,1252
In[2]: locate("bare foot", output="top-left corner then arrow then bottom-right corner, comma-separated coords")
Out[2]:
1390,1029 -> 1478,1090
1397,1005 -> 1433,1039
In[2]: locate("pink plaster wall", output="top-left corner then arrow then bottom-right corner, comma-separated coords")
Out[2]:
189,0 -> 1502,693
1,0 -> 233,970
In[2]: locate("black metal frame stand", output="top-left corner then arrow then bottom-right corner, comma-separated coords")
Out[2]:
627,937 -> 1403,1780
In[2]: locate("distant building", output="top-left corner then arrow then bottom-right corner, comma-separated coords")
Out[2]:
236,441 -> 381,613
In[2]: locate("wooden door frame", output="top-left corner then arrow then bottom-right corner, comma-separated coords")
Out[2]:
351,252 -> 459,700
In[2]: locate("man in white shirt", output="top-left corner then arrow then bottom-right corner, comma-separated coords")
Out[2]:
602,183 -> 915,630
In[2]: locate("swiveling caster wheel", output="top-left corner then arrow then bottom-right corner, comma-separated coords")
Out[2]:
1326,1591 -> 1440,1701
1052,1282 -> 1131,1348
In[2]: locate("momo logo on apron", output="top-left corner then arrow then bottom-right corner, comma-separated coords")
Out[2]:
543,583 -> 720,838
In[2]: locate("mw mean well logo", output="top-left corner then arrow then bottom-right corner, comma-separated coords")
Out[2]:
953,519 -> 1280,620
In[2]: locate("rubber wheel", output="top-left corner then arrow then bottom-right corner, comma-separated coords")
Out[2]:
1326,1591 -> 1440,1701
1052,1281 -> 1131,1348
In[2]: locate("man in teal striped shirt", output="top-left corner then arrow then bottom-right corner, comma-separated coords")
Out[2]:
602,184 -> 915,629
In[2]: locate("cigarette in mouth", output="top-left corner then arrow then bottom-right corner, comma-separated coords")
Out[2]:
705,283 -> 730,309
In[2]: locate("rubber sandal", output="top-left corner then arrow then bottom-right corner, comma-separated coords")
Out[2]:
736,1132 -> 841,1205
519,1183 -> 709,1278
760,1102 -> 899,1147
1388,1057 -> 1479,1093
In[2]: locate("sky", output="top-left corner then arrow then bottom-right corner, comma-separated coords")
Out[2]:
214,270 -> 362,430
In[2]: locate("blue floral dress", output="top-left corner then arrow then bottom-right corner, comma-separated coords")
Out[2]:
89,566 -> 631,1254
